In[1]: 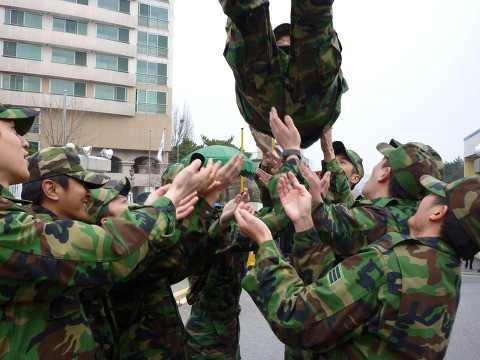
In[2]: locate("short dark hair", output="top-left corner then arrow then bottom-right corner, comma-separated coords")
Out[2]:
435,196 -> 479,258
21,175 -> 70,205
382,159 -> 417,200
96,203 -> 111,226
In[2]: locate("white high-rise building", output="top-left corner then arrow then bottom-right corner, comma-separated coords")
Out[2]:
0,0 -> 174,190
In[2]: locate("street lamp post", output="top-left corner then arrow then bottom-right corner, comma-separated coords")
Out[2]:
176,119 -> 185,163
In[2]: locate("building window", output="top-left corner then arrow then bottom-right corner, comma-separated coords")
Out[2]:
3,41 -> 41,61
96,54 -> 128,72
27,115 -> 41,136
138,3 -> 168,30
95,84 -> 127,102
63,0 -> 88,4
97,24 -> 129,43
27,140 -> 41,156
2,73 -> 41,93
51,79 -> 86,97
98,0 -> 130,14
4,9 -> 42,29
137,32 -> 168,58
52,48 -> 87,66
53,17 -> 87,35
136,90 -> 167,114
137,60 -> 167,85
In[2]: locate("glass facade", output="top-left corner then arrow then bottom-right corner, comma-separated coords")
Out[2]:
138,3 -> 168,29
4,9 -> 42,29
136,89 -> 167,114
96,54 -> 128,72
97,24 -> 129,43
53,17 -> 87,35
98,0 -> 130,14
137,32 -> 168,57
52,48 -> 87,66
95,84 -> 127,102
51,79 -> 87,97
2,74 -> 41,92
137,60 -> 167,85
3,41 -> 41,61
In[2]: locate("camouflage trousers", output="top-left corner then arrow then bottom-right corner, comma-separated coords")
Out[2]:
220,0 -> 347,148
186,307 -> 241,359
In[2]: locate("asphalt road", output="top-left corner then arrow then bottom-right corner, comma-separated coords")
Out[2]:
173,258 -> 480,359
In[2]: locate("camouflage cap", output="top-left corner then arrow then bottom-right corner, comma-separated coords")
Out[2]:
25,147 -> 110,188
332,141 -> 364,180
273,23 -> 290,40
0,103 -> 40,136
376,141 -> 440,200
389,139 -> 445,181
85,177 -> 131,225
420,175 -> 480,249
161,163 -> 184,184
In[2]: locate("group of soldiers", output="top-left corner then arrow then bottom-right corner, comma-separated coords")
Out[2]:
1,0 -> 479,359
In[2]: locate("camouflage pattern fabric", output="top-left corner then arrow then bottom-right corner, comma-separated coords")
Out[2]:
161,163 -> 185,184
85,177 -> 131,225
0,186 -> 177,359
186,218 -> 248,360
421,174 -> 480,249
220,0 -> 348,148
242,231 -> 462,358
109,198 -> 223,360
376,142 -> 440,200
325,157 -> 355,207
332,140 -> 364,181
0,103 -> 39,136
26,147 -> 109,188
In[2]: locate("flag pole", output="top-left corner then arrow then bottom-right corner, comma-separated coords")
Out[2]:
240,128 -> 244,193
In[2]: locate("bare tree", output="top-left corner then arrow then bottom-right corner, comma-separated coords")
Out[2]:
33,95 -> 96,147
172,101 -> 194,147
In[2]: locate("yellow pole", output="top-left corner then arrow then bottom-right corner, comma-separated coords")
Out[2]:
240,128 -> 244,193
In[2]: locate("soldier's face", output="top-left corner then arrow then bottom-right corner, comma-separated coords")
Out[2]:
101,195 -> 133,222
362,157 -> 388,199
276,35 -> 290,47
0,120 -> 30,187
336,153 -> 356,179
54,178 -> 91,221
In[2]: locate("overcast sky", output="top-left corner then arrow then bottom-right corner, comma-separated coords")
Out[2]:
172,0 -> 480,174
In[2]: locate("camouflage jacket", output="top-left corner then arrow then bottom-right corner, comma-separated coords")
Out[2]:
325,157 -> 355,207
109,198 -> 219,360
243,231 -> 462,359
0,186 -> 176,359
222,0 -> 348,148
312,196 -> 418,259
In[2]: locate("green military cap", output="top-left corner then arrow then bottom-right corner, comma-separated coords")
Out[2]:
161,163 -> 184,183
86,177 -> 131,225
25,147 -> 110,188
273,23 -> 290,40
421,174 -> 480,250
376,141 -> 440,200
332,141 -> 364,180
0,103 -> 40,136
389,139 -> 445,180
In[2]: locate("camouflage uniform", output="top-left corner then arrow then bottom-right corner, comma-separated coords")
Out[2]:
0,103 -> 39,136
86,176 -> 222,360
186,219 -> 248,360
220,0 -> 348,148
0,147 -> 179,359
242,175 -> 480,358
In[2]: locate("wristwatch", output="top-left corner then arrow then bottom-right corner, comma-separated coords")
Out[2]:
281,149 -> 302,161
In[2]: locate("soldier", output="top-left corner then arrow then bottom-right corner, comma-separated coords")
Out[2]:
0,105 -> 214,359
219,0 -> 348,147
186,191 -> 253,360
88,156 -> 246,359
317,128 -> 364,206
236,172 -> 480,358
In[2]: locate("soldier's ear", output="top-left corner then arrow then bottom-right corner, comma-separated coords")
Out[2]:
430,204 -> 448,223
377,166 -> 391,183
41,179 -> 60,201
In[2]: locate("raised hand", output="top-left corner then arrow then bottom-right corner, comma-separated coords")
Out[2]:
269,107 -> 301,152
234,202 -> 271,246
277,172 -> 313,232
176,191 -> 199,220
256,168 -> 273,188
300,163 -> 330,203
219,188 -> 251,230
144,184 -> 171,205
320,128 -> 335,162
